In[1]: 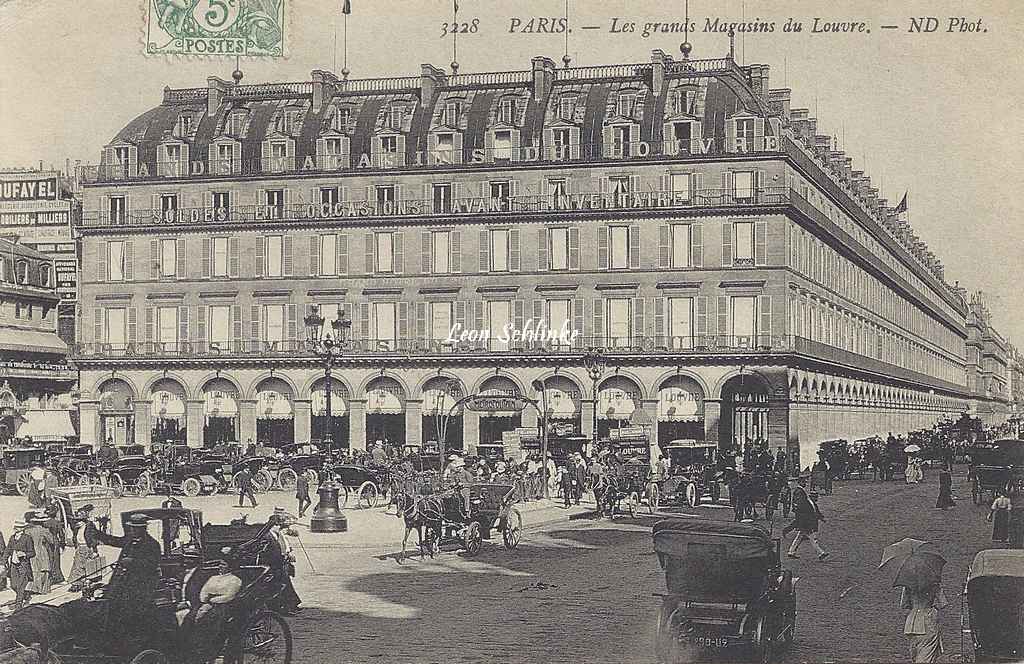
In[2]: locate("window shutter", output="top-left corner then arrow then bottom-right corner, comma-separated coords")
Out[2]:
393,232 -> 404,273
358,303 -> 370,339
93,309 -> 104,344
592,299 -> 605,341
509,229 -> 520,271
201,238 -> 211,278
629,175 -> 641,193
532,299 -> 543,324
229,237 -> 240,278
366,185 -> 375,209
660,173 -> 671,192
513,300 -> 525,345
179,306 -> 189,345
255,236 -> 265,276
568,227 -> 580,270
196,306 -> 206,343
692,223 -> 704,267
450,231 -> 461,273
455,301 -> 467,330
602,126 -> 614,157
287,304 -> 297,340
754,220 -> 767,265
421,231 -> 431,274
632,298 -> 645,340
759,295 -> 772,342
415,302 -> 426,338
722,222 -> 733,266
176,238 -> 186,278
364,233 -> 374,273
717,296 -> 729,338
128,307 -> 138,343
337,234 -> 348,274
473,301 -> 484,334
754,120 -> 765,152
310,236 -> 320,275
283,236 -> 293,276
659,225 -> 670,268
479,229 -> 490,272
692,172 -> 704,198
124,241 -> 134,281
696,296 -> 708,338
98,241 -> 107,282
572,299 -> 584,348
145,306 -> 154,342
250,305 -> 261,339
598,226 -> 609,269
398,302 -> 409,341
232,305 -> 242,346
629,225 -> 640,268
537,228 -> 548,272
150,239 -> 159,279
654,297 -> 666,339
723,171 -> 735,197
725,119 -> 736,152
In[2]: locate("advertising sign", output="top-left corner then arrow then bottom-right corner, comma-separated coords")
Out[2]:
0,177 -> 58,202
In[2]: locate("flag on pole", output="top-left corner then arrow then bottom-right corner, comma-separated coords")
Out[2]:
454,0 -> 459,13
893,191 -> 908,215
341,0 -> 351,14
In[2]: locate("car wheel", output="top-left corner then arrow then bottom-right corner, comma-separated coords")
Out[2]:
16,474 -> 31,497
278,468 -> 298,492
463,521 -> 482,557
686,482 -> 698,507
182,477 -> 202,497
357,481 -> 378,509
503,508 -> 523,550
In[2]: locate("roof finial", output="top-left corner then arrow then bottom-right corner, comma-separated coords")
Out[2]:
680,0 -> 692,60
451,60 -> 459,75
232,55 -> 243,84
562,0 -> 572,68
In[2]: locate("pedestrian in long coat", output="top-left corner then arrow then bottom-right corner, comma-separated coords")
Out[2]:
783,476 -> 830,560
901,583 -> 948,662
935,466 -> 955,509
26,467 -> 45,508
25,513 -> 54,595
295,470 -> 311,517
989,491 -> 1012,543
42,509 -> 65,585
572,454 -> 587,505
5,520 -> 34,609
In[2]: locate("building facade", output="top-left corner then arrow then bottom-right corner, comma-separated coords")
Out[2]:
0,236 -> 77,444
965,293 -> 1015,424
75,50 -> 973,469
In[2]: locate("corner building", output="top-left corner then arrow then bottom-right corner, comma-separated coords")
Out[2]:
75,50 -> 972,470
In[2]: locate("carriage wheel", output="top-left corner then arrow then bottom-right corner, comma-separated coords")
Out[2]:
182,477 -> 202,497
357,481 -> 378,509
239,609 -> 293,664
685,482 -> 698,508
463,521 -> 483,557
251,471 -> 270,494
647,483 -> 660,514
109,474 -> 125,498
136,472 -> 152,498
503,508 -> 523,550
337,484 -> 351,509
627,491 -> 640,518
130,649 -> 170,664
278,469 -> 298,492
654,600 -> 684,664
744,502 -> 756,518
15,473 -> 31,496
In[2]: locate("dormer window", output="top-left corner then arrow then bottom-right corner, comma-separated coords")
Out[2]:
275,109 -> 302,135
386,104 -> 405,130
618,94 -> 636,117
671,89 -> 694,115
558,95 -> 574,121
498,98 -> 514,125
227,111 -> 247,136
381,135 -> 398,154
436,133 -> 454,159
333,107 -> 352,131
493,130 -> 512,161
612,125 -> 632,157
735,118 -> 756,151
176,114 -> 193,138
444,100 -> 462,126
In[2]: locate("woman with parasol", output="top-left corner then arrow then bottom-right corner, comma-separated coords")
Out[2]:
879,539 -> 948,662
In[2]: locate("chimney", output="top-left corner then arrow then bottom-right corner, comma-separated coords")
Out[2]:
311,70 -> 339,113
768,88 -> 791,122
420,63 -> 447,110
207,76 -> 230,116
531,56 -> 557,104
650,49 -> 673,96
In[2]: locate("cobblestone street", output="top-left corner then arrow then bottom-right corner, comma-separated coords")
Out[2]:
0,468 -> 999,662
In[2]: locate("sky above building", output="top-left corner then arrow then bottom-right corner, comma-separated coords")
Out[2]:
1,0 -> 1021,345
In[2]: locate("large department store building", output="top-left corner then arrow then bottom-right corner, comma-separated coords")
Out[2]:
74,49 -> 983,469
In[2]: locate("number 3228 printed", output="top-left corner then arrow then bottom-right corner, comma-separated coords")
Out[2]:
440,19 -> 480,37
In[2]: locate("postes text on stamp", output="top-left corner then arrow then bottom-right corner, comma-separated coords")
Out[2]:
146,0 -> 285,57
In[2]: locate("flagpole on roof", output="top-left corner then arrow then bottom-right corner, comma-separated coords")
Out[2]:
562,0 -> 571,67
451,0 -> 459,74
340,0 -> 351,79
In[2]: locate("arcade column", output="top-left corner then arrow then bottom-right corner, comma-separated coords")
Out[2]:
79,400 -> 100,448
348,399 -> 366,451
463,410 -> 479,457
133,400 -> 150,451
405,400 -> 422,449
294,399 -> 312,444
767,397 -> 790,458
185,400 -> 203,449
703,398 -> 722,451
239,400 -> 257,447
643,399 -> 659,470
582,400 -> 596,453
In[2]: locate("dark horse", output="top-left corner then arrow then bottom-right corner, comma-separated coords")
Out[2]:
395,490 -> 442,562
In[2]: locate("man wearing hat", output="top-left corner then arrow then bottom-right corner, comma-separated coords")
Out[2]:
68,503 -> 102,592
782,473 -> 830,561
572,453 -> 587,505
445,455 -> 474,514
4,519 -> 34,609
91,513 -> 163,639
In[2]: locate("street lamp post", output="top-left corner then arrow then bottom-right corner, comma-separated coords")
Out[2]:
530,379 -> 549,499
582,348 -> 607,456
303,305 -> 352,458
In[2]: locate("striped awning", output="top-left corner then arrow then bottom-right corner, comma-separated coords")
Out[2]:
544,387 -> 577,420
366,388 -> 403,415
151,390 -> 186,419
657,387 -> 704,422
256,390 -> 293,419
204,390 -> 239,418
598,388 -> 636,420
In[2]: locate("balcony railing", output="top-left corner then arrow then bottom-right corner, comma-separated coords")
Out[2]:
337,76 -> 421,93
78,186 -> 790,228
447,70 -> 532,87
555,63 -> 653,81
665,57 -> 746,79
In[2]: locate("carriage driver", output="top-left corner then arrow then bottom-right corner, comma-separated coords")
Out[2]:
446,456 -> 474,514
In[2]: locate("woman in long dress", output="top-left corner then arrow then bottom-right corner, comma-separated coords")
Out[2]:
901,583 -> 948,663
990,491 -> 1012,543
935,465 -> 955,509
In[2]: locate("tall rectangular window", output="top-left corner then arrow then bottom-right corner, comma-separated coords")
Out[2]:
107,241 -> 125,281
375,185 -> 396,210
432,183 -> 452,214
609,176 -> 631,195
671,173 -> 691,200
607,298 -> 631,346
159,194 -> 178,222
157,306 -> 177,345
489,180 -> 511,208
732,296 -> 757,340
609,226 -> 629,270
265,305 -> 285,342
430,302 -> 452,341
217,143 -> 234,172
493,131 -> 512,160
373,302 -> 397,347
488,300 -> 511,350
734,171 -> 755,201
380,135 -> 398,154
212,237 -> 228,277
209,306 -> 231,345
266,235 -> 283,277
613,126 -> 632,156
618,94 -> 635,117
445,100 -> 461,126
265,189 -> 285,218
109,196 -> 127,224
735,118 -> 755,150
435,134 -> 454,162
319,234 -> 337,276
552,128 -> 571,158
432,231 -> 450,274
498,98 -> 514,124
212,191 -> 230,212
106,308 -> 126,347
490,229 -> 510,272
160,239 -> 177,277
671,224 -> 691,268
548,299 -> 571,347
669,297 -> 693,348
375,232 -> 394,273
558,96 -> 574,120
734,221 -> 754,263
673,122 -> 692,153
550,228 -> 569,270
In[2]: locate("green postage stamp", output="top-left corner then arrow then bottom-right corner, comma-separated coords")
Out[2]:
146,0 -> 285,57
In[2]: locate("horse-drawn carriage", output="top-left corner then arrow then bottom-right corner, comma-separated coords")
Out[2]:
970,439 -> 1024,504
724,469 -> 790,527
325,464 -> 390,508
653,519 -> 797,663
1,506 -> 293,664
598,459 -> 657,518
48,485 -> 115,541
405,482 -> 523,558
0,447 -> 47,495
962,548 -> 1024,662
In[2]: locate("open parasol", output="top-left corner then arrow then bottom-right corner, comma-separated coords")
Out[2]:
878,539 -> 946,591
904,444 -> 921,454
